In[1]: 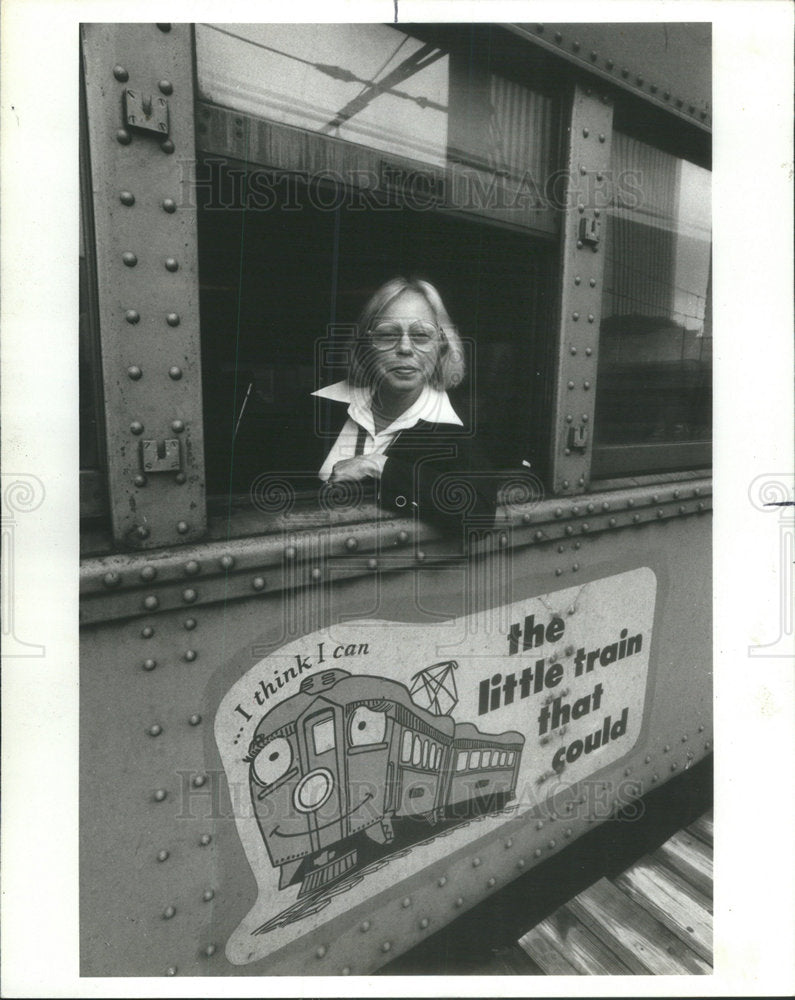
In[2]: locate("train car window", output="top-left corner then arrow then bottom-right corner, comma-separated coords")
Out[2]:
412,736 -> 422,767
194,23 -> 563,511
507,751 -> 514,765
348,705 -> 387,746
592,129 -> 712,477
311,716 -> 336,755
456,751 -> 468,772
470,750 -> 481,769
402,730 -> 413,763
421,740 -> 429,768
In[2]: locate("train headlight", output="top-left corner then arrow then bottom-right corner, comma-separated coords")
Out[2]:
294,769 -> 334,812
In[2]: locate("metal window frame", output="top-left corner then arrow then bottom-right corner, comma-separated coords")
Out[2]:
81,23 -> 207,549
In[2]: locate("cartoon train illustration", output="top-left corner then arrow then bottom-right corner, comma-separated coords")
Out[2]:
245,664 -> 525,896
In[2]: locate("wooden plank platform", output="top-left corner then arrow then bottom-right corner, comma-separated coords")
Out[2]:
518,809 -> 713,975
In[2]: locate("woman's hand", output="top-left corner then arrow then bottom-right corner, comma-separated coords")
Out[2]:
329,454 -> 386,483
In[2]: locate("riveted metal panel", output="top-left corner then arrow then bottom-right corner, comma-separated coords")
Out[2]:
550,85 -> 613,496
81,24 -> 206,549
510,23 -> 711,130
80,506 -> 711,976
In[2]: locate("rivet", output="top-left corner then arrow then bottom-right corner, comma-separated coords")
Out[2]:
555,568 -> 562,576
177,521 -> 189,534
650,84 -> 658,94
162,198 -> 177,214
368,557 -> 378,569
554,31 -> 562,42
171,420 -> 185,433
488,877 -> 496,887
165,310 -> 179,325
161,139 -> 175,154
577,203 -> 585,214
565,414 -> 573,423
522,512 -> 532,524
103,571 -> 120,588
136,525 -> 150,540
163,905 -> 176,919
671,762 -> 678,772
633,513 -> 641,523
316,945 -> 327,959
694,487 -> 702,497
125,309 -> 140,325
203,888 -> 214,902
565,526 -> 574,536
587,314 -> 594,323
628,498 -> 635,507
397,530 -> 409,543
454,897 -> 463,908
345,536 -> 358,551
143,657 -> 157,671
570,346 -> 577,356
606,58 -> 614,69
676,98 -> 684,108
193,773 -> 207,788
656,508 -> 664,518
284,545 -> 297,560
175,472 -> 186,485
585,347 -> 593,357
184,560 -> 200,575
582,522 -> 590,532
159,80 -> 174,95
664,91 -> 671,100
183,588 -> 197,603
583,380 -> 591,390
402,896 -> 411,907
679,505 -> 687,514
113,64 -> 129,82
341,966 -> 352,975
381,941 -> 392,953
165,257 -> 179,272
184,618 -> 196,630
590,50 -> 597,61
120,190 -> 135,206
420,917 -> 429,929
199,833 -> 211,846
555,507 -> 563,518
571,505 -> 580,515
534,848 -> 542,858
645,754 -> 651,763
609,517 -> 617,527
652,773 -> 659,783
598,133 -> 605,143
572,311 -> 579,321
310,567 -> 322,581
220,555 -> 235,570
621,68 -> 629,78
157,849 -> 169,862
184,649 -> 197,662
437,876 -> 447,887
472,857 -> 481,867
574,275 -> 581,285
557,545 -> 565,555
624,767 -> 632,777
143,595 -> 159,610
697,502 -> 705,512
562,480 -> 569,489
141,625 -> 154,638
573,41 -> 580,52
596,171 -> 604,181
636,76 -> 644,87
582,127 -> 589,138
534,530 -> 543,541
156,22 -> 172,31
416,550 -> 426,562
360,920 -> 371,931
576,240 -> 583,249
116,128 -> 131,145
705,741 -> 711,750
189,713 -> 202,726
698,724 -> 705,732
567,380 -> 575,390
579,165 -> 587,176
204,944 -> 216,957
252,576 -> 266,591
154,788 -> 167,802
148,724 -> 162,737
169,366 -> 183,380
122,251 -> 137,267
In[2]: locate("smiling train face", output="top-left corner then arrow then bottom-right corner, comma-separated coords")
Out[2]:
246,669 -> 390,870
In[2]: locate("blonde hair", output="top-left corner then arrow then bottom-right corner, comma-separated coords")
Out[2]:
349,277 -> 466,390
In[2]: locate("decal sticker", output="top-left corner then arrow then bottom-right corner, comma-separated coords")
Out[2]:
216,567 -> 656,963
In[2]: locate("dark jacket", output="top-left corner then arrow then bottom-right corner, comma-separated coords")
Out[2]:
320,398 -> 499,533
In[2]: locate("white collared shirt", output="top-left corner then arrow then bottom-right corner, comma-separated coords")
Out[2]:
312,380 -> 463,482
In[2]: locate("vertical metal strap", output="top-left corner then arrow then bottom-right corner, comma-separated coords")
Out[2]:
550,84 -> 614,495
81,24 -> 206,548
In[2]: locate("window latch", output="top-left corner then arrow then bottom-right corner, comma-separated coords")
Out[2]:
140,439 -> 181,473
567,425 -> 589,452
123,88 -> 170,136
578,213 -> 601,247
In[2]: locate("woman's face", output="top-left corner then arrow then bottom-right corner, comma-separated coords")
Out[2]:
364,289 -> 444,401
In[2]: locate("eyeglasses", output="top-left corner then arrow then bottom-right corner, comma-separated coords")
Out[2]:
368,319 -> 440,352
